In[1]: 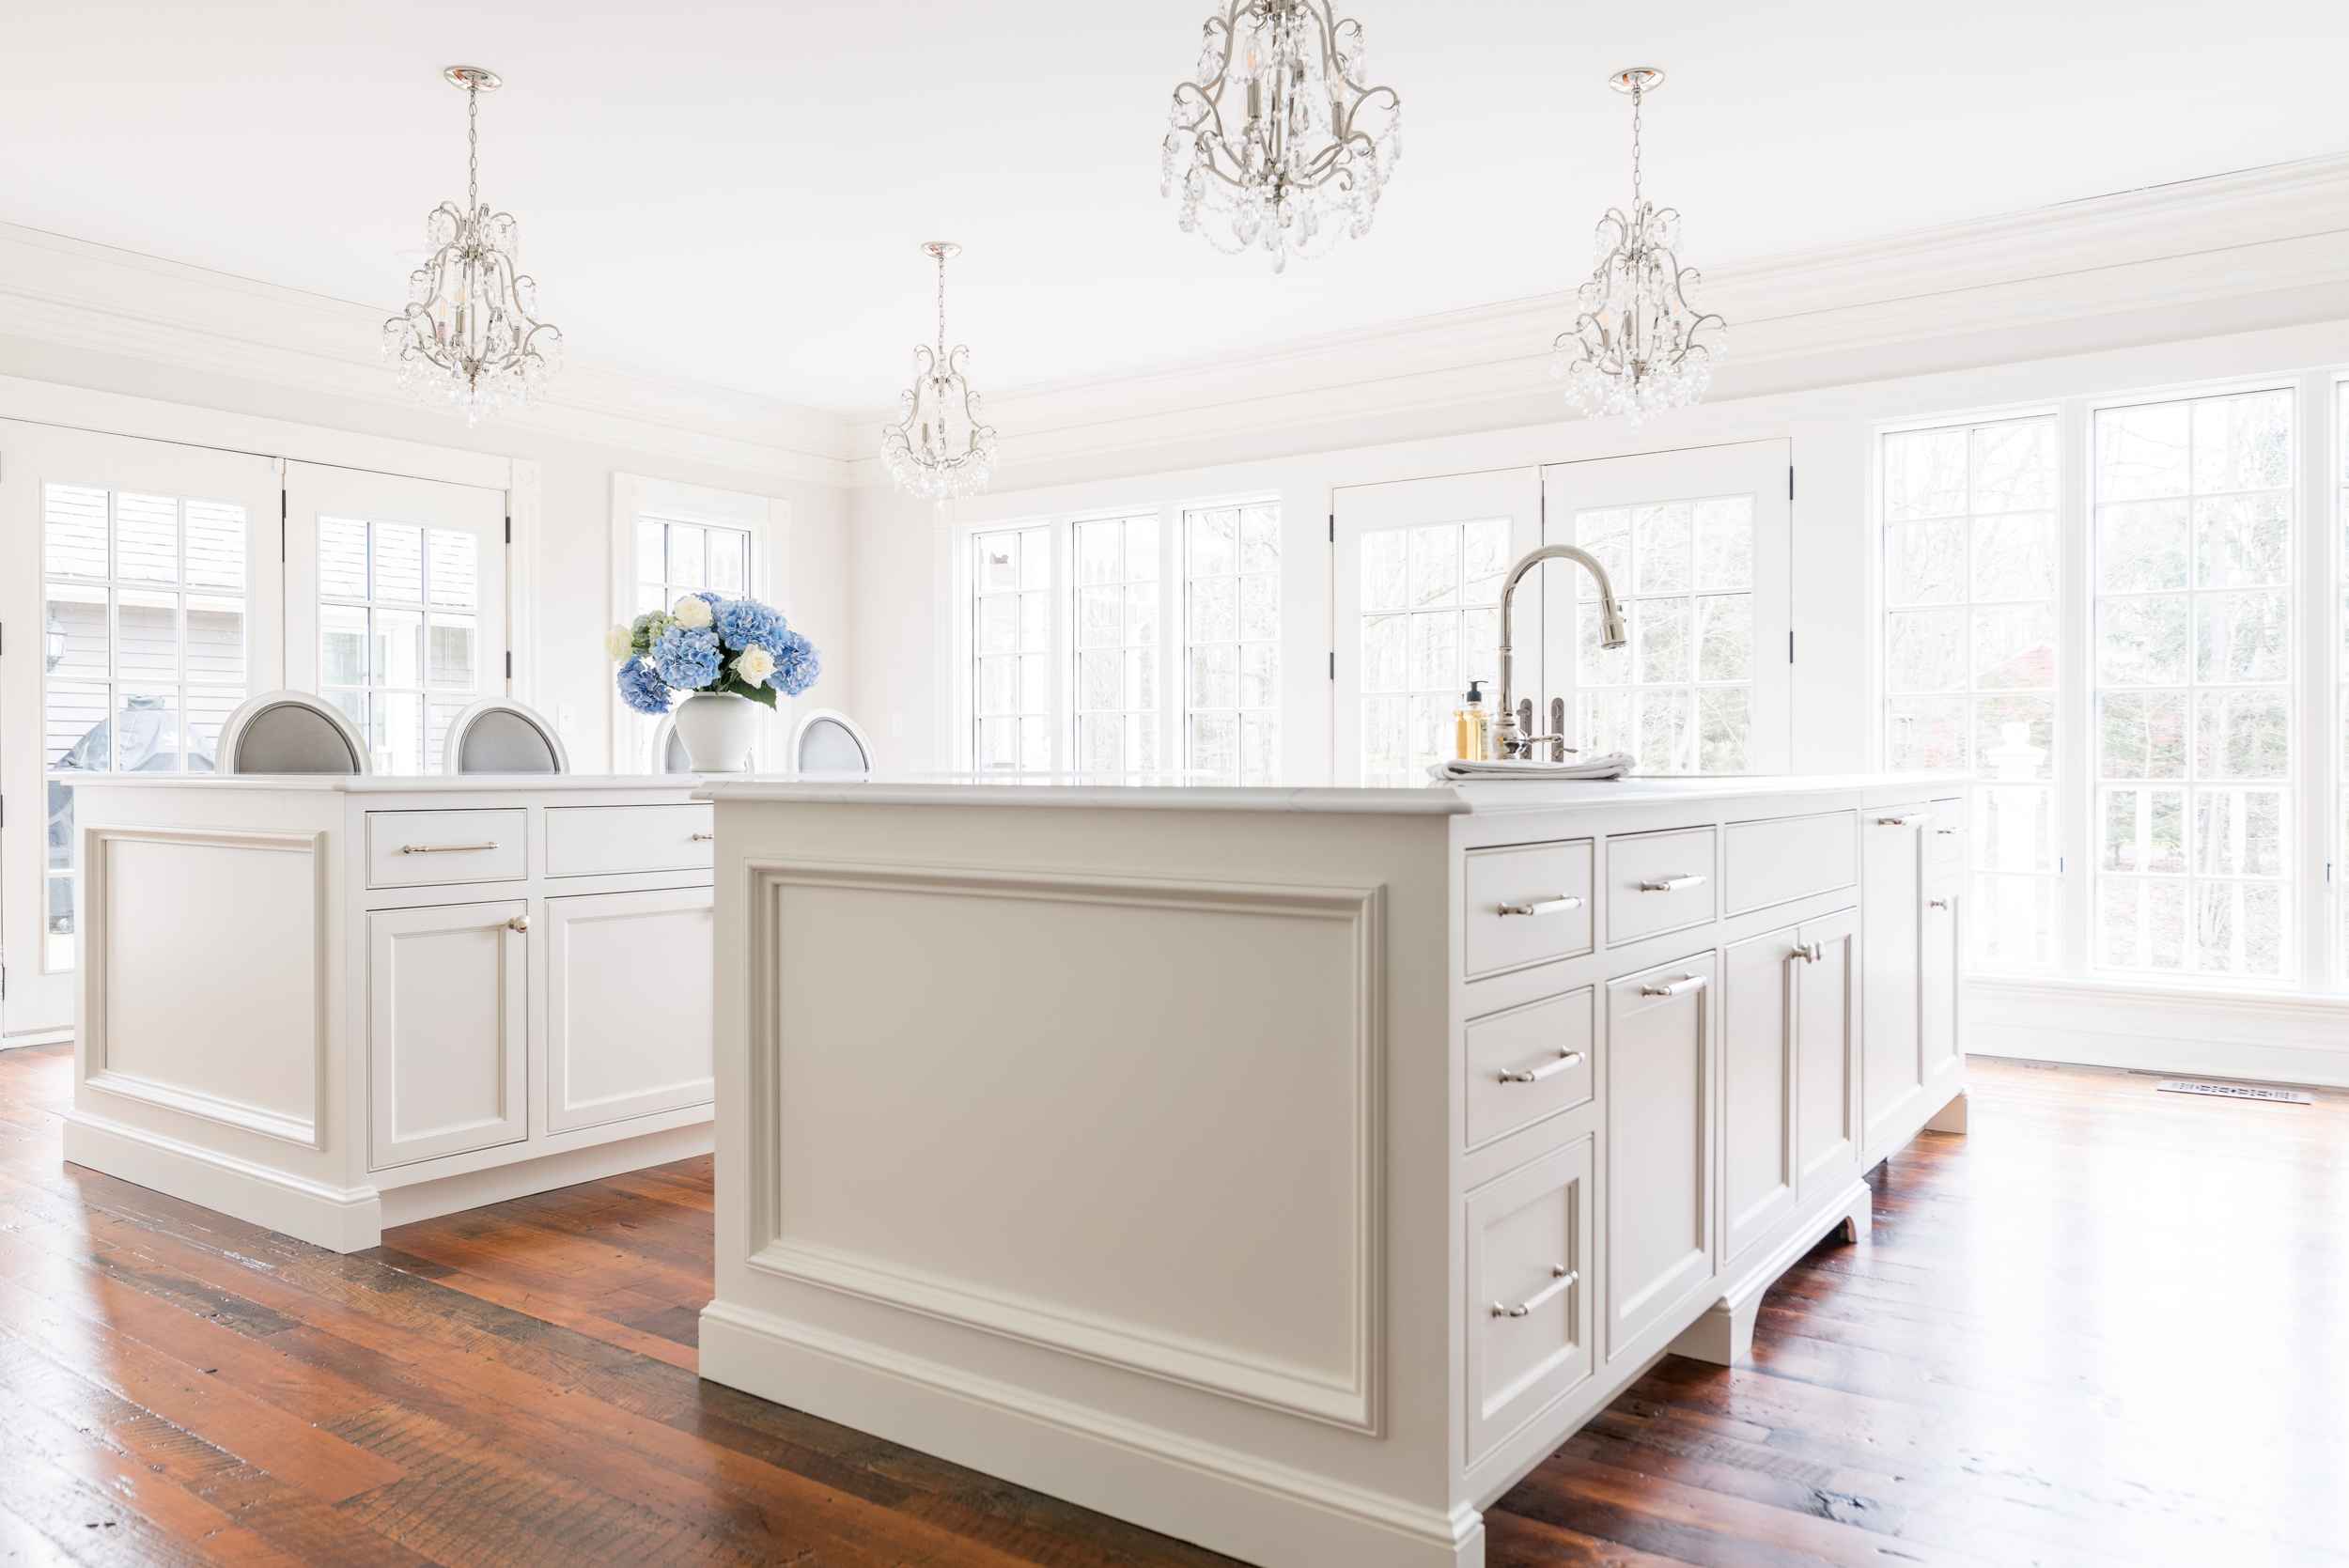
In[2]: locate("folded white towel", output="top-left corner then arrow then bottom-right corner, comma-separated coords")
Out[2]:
1428,751 -> 1635,782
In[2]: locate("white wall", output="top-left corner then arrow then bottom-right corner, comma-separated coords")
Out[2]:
848,317 -> 2349,784
0,329 -> 852,770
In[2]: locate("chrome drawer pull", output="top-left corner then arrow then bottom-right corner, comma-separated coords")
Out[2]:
1926,897 -> 1952,911
1637,873 -> 1705,893
398,841 -> 500,855
1492,1265 -> 1577,1318
1640,973 -> 1707,999
1792,941 -> 1824,964
1499,1050 -> 1586,1085
1876,814 -> 1928,829
1935,827 -> 1959,836
691,831 -> 716,843
1498,894 -> 1583,918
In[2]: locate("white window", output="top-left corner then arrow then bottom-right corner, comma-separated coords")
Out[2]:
1355,517 -> 1512,785
1073,514 -> 1161,773
1573,495 -> 1760,772
1183,502 -> 1281,784
1882,415 -> 2061,970
316,515 -> 484,774
971,524 -> 1054,771
635,515 -> 750,616
41,483 -> 253,969
2092,388 -> 2295,981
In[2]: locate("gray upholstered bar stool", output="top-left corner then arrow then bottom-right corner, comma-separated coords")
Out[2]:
441,698 -> 569,775
216,690 -> 371,775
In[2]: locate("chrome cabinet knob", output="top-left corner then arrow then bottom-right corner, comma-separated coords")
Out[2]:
507,914 -> 531,933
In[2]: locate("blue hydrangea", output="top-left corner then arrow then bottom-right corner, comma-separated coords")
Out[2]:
651,626 -> 722,691
615,656 -> 672,715
712,596 -> 789,657
771,629 -> 821,697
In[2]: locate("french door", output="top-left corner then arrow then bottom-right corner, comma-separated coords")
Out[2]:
1541,442 -> 1794,774
1332,469 -> 1544,784
0,424 -> 284,1037
284,462 -> 508,775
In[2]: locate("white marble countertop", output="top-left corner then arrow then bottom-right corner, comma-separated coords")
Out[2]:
65,773 -> 705,794
697,771 -> 1972,816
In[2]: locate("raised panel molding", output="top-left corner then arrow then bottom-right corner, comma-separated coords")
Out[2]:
80,826 -> 326,1149
742,858 -> 1387,1433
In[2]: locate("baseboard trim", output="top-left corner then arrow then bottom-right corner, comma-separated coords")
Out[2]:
1968,978 -> 2349,1089
61,1110 -> 381,1252
378,1123 -> 712,1230
0,1029 -> 74,1050
696,1299 -> 1477,1568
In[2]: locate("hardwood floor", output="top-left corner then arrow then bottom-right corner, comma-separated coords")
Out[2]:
2,1048 -> 2343,1567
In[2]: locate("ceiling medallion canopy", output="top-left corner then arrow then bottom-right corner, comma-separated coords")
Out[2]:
880,241 -> 998,503
382,66 -> 563,423
1160,0 -> 1402,272
1553,67 -> 1725,424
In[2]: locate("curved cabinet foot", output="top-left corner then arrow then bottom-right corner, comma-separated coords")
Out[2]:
1924,1086 -> 1970,1135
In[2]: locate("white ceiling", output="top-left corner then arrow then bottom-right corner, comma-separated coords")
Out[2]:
5,3 -> 2344,416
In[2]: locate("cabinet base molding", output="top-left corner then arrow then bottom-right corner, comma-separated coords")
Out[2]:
1923,1086 -> 1970,1134
698,1300 -> 1484,1568
63,1107 -> 711,1253
1669,1181 -> 1873,1369
62,1110 -> 381,1252
377,1121 -> 712,1232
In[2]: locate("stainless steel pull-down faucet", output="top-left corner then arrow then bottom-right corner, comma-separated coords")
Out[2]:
1492,545 -> 1629,761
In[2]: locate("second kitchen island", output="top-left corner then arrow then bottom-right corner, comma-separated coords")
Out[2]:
697,773 -> 1968,1568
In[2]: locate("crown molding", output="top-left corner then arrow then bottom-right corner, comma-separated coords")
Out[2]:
844,152 -> 2349,489
0,222 -> 861,487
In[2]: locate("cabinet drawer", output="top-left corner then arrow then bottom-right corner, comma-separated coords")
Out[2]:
1464,839 -> 1594,978
1722,810 -> 1857,915
1466,987 -> 1595,1150
366,809 -> 528,889
1467,1134 -> 1594,1465
546,804 -> 714,878
1928,798 -> 1966,869
1606,827 -> 1718,945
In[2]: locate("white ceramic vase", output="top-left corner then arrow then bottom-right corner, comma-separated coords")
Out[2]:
673,691 -> 763,773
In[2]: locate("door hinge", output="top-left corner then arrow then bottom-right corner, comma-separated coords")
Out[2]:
1328,513 -> 1335,543
505,651 -> 514,680
1329,651 -> 1336,679
280,489 -> 288,562
1788,467 -> 1796,501
505,515 -> 512,545
1788,630 -> 1795,663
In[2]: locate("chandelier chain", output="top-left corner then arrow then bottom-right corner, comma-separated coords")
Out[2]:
466,83 -> 480,214
936,247 -> 947,352
1629,82 -> 1642,209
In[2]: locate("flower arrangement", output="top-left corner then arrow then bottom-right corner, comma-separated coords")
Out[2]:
609,593 -> 819,714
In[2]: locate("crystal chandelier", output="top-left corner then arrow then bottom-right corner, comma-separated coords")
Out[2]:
382,67 -> 563,423
1160,0 -> 1402,272
880,242 -> 998,503
1553,68 -> 1725,424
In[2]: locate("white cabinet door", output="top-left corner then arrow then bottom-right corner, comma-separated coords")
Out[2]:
1720,927 -> 1797,1267
1541,441 -> 1793,774
284,462 -> 507,775
1795,906 -> 1861,1201
1330,469 -> 1542,784
1466,1134 -> 1594,1465
544,887 -> 715,1134
368,900 -> 528,1168
1863,804 -> 1928,1147
0,424 -> 283,1039
1921,838 -> 1961,1097
1606,952 -> 1715,1360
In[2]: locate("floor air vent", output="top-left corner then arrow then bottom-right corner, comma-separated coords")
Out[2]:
2156,1079 -> 2313,1106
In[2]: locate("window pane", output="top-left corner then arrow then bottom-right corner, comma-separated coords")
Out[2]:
187,596 -> 245,690
1357,518 -> 1497,784
372,522 -> 424,605
116,494 -> 179,582
429,529 -> 479,611
1885,414 -> 2062,970
972,526 -> 1054,771
319,518 -> 369,598
116,590 -> 180,687
45,584 -> 108,683
708,529 -> 748,593
184,501 -> 247,590
44,484 -> 109,577
374,607 -> 424,689
2093,389 -> 2295,979
668,523 -> 705,588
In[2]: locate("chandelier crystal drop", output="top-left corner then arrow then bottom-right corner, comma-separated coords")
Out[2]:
1159,0 -> 1402,273
880,242 -> 998,504
1553,68 -> 1724,425
381,67 -> 563,423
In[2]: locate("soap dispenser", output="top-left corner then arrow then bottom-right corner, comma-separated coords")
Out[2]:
1455,680 -> 1491,762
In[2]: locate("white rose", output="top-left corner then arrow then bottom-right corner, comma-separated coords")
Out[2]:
604,625 -> 632,660
733,644 -> 777,686
672,595 -> 714,629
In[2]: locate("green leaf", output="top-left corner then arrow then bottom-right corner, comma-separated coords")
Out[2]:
718,675 -> 778,708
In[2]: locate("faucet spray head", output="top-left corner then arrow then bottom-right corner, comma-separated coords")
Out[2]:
1600,599 -> 1628,649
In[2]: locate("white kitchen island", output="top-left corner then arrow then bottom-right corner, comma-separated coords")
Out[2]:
697,772 -> 1969,1568
64,774 -> 719,1250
